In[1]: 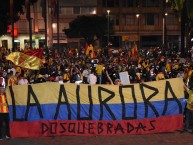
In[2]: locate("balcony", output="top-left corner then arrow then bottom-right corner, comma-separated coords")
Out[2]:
114,24 -> 180,35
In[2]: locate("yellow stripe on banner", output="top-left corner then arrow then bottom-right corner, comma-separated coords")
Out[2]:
6,78 -> 184,106
6,52 -> 42,70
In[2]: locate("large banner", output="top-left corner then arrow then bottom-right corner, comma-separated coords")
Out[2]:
6,78 -> 185,138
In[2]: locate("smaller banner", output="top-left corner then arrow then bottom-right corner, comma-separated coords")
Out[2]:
6,48 -> 43,70
119,71 -> 130,85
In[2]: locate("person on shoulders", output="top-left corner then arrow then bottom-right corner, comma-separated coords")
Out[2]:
105,70 -> 122,85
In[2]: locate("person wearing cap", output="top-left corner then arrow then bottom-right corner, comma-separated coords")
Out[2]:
0,85 -> 10,140
105,70 -> 122,85
114,79 -> 122,85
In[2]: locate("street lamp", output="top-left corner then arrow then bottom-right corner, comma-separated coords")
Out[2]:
107,10 -> 110,48
163,13 -> 168,49
136,14 -> 140,49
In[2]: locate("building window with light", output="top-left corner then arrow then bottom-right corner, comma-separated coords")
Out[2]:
61,7 -> 73,15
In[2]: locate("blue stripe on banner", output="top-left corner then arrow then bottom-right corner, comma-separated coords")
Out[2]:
9,98 -> 185,122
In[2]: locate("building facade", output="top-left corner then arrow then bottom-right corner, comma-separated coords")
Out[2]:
0,0 -> 181,50
97,0 -> 181,49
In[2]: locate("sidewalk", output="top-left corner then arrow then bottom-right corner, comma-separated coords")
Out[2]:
0,131 -> 192,145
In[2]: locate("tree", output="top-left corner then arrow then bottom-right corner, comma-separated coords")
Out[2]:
166,0 -> 193,56
64,15 -> 113,45
0,0 -> 25,36
0,0 -> 38,36
166,0 -> 193,19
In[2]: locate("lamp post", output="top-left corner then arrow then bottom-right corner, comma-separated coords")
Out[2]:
136,14 -> 140,49
107,10 -> 110,48
163,13 -> 168,49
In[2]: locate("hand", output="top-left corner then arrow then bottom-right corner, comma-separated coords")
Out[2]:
187,100 -> 193,105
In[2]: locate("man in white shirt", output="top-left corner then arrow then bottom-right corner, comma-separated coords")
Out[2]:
82,66 -> 90,84
87,69 -> 97,84
17,74 -> 29,85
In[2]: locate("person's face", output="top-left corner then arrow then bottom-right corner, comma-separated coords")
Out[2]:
115,80 -> 121,85
3,71 -> 7,77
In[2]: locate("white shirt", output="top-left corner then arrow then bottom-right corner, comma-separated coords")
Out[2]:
87,74 -> 97,84
18,78 -> 29,85
82,69 -> 90,77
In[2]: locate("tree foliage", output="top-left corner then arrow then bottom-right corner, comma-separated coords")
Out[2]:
166,0 -> 193,19
0,0 -> 38,36
64,15 -> 113,44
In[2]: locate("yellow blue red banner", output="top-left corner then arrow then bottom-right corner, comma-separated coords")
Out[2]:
6,78 -> 185,137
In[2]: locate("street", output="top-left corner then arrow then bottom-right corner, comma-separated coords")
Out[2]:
0,131 -> 192,145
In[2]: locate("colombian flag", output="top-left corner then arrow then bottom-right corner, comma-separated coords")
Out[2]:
6,48 -> 43,70
6,78 -> 185,137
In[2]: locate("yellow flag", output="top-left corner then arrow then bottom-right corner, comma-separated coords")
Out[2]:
6,49 -> 43,70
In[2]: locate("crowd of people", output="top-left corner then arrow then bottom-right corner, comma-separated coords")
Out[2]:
1,44 -> 193,139
1,45 -> 193,86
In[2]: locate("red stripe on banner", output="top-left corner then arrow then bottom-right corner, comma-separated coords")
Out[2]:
10,114 -> 183,138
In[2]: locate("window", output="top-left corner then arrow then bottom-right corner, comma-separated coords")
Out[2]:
126,15 -> 137,25
73,7 -> 80,14
107,15 -> 115,25
81,7 -> 90,14
60,7 -> 73,15
116,15 -> 119,25
102,0 -> 106,7
102,0 -> 119,7
165,14 -> 179,25
89,7 -> 96,14
142,0 -> 159,7
107,0 -> 115,7
143,13 -> 159,25
122,0 -> 134,7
